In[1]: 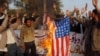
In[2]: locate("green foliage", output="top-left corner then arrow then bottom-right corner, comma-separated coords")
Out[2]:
0,0 -> 7,5
4,0 -> 62,25
21,0 -> 62,15
21,0 -> 62,25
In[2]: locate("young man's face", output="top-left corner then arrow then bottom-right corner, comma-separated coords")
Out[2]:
26,20 -> 32,27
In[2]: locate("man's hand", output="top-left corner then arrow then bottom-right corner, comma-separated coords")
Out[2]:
21,44 -> 25,51
74,6 -> 77,12
92,0 -> 98,8
74,6 -> 79,13
23,13 -> 27,17
53,3 -> 57,11
85,3 -> 88,10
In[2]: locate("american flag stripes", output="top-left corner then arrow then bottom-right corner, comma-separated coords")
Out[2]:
52,18 -> 70,56
43,14 -> 70,56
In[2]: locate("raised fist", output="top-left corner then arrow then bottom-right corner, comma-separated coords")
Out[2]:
92,0 -> 98,7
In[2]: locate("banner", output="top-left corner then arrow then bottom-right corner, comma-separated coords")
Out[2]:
35,29 -> 48,55
14,29 -> 85,56
70,32 -> 85,56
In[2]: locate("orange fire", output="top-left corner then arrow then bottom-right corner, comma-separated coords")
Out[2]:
39,28 -> 55,56
40,19 -> 55,56
40,32 -> 52,56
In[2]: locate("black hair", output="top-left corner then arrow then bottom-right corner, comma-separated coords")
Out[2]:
93,9 -> 100,29
55,14 -> 64,18
10,18 -> 17,24
92,9 -> 100,20
30,15 -> 38,21
92,9 -> 98,15
24,18 -> 32,23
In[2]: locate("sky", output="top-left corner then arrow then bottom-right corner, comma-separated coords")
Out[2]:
61,0 -> 100,12
9,0 -> 100,11
9,0 -> 21,9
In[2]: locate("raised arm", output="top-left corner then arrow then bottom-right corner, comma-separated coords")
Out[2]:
71,7 -> 86,24
0,14 -> 8,33
92,0 -> 100,13
74,14 -> 85,24
32,16 -> 40,29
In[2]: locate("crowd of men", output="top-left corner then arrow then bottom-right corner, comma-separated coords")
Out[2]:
0,0 -> 100,56
0,5 -> 38,56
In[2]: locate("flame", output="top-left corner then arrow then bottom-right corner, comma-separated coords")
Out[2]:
40,18 -> 55,56
41,22 -> 55,56
41,30 -> 52,56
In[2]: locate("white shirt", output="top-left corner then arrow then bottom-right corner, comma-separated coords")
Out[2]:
22,17 -> 25,24
0,34 -> 7,52
7,29 -> 16,44
0,48 -> 7,52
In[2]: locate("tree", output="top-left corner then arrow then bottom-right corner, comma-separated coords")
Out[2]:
0,0 -> 8,7
0,0 -> 7,5
4,0 -> 62,25
21,0 -> 62,15
21,0 -> 62,25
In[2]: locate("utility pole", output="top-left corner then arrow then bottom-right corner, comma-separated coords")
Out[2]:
44,0 -> 46,13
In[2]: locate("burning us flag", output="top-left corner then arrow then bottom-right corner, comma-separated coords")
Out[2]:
43,13 -> 70,56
